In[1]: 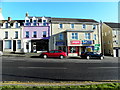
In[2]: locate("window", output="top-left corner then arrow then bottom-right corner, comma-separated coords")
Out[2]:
72,33 -> 78,39
5,31 -> 8,39
59,33 -> 64,40
5,40 -> 11,49
71,24 -> 74,28
70,46 -> 77,53
59,24 -> 63,29
16,23 -> 19,28
85,33 -> 90,39
26,31 -> 29,38
49,50 -> 55,53
43,20 -> 46,26
33,20 -> 37,26
26,20 -> 29,23
15,31 -> 18,39
26,20 -> 30,26
17,40 -> 21,49
93,25 -> 96,29
94,34 -> 96,40
33,31 -> 37,38
6,23 -> 8,28
108,41 -> 110,44
82,24 -> 86,29
55,50 -> 62,53
43,31 -> 46,37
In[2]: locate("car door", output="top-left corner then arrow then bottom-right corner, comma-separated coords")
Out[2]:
48,50 -> 55,57
54,50 -> 61,57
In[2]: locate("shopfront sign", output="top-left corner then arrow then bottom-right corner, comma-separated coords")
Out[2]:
56,42 -> 65,46
82,40 -> 92,44
71,40 -> 81,45
94,44 -> 100,50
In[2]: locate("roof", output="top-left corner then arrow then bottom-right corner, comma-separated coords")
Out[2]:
50,17 -> 98,23
1,20 -> 24,25
104,22 -> 120,28
28,16 -> 98,23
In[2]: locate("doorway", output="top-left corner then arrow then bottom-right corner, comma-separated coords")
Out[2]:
13,40 -> 16,51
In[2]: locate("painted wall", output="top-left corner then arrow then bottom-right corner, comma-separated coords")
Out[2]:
23,26 -> 50,39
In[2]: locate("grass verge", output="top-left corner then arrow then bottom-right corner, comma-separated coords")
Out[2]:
1,83 -> 120,90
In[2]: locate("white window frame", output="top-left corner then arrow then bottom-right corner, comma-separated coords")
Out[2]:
59,24 -> 63,29
71,24 -> 74,29
82,24 -> 86,29
71,33 -> 78,40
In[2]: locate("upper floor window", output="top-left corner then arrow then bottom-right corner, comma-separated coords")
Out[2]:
59,24 -> 63,29
59,33 -> 64,40
43,31 -> 47,37
33,20 -> 37,26
33,20 -> 37,23
33,31 -> 37,38
6,23 -> 8,28
16,23 -> 19,28
26,31 -> 29,38
72,33 -> 78,39
15,31 -> 18,39
5,31 -> 8,39
93,25 -> 96,29
5,40 -> 11,49
82,24 -> 86,29
94,34 -> 96,40
85,33 -> 90,39
71,24 -> 74,29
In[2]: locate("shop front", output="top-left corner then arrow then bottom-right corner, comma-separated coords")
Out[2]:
56,41 -> 66,52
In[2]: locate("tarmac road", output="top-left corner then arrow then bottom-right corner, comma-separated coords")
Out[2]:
1,56 -> 120,82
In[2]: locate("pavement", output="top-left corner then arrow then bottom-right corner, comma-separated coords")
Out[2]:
2,52 -> 118,59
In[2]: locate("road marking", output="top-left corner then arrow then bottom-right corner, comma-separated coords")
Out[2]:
18,67 -> 68,70
90,67 -> 120,69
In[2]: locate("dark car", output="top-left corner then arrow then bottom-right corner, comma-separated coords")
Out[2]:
80,52 -> 104,60
40,50 -> 67,59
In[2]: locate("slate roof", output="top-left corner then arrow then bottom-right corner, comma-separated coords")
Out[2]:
104,22 -> 120,28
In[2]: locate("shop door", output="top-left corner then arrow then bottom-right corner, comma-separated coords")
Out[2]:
116,49 -> 119,57
13,40 -> 16,51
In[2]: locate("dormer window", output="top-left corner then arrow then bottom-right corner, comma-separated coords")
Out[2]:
26,20 -> 29,23
16,23 -> 19,28
33,20 -> 37,23
93,25 -> 96,29
6,23 -> 8,28
43,20 -> 46,26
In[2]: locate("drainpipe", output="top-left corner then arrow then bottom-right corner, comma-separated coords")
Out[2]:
100,20 -> 104,56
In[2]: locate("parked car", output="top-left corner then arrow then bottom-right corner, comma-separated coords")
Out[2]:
40,50 -> 67,59
0,51 -> 3,56
80,52 -> 104,60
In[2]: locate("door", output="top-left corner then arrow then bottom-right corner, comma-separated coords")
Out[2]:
0,40 -> 3,51
13,40 -> 16,51
116,49 -> 119,57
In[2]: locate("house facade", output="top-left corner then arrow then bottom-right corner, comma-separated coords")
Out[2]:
102,22 -> 120,57
49,18 -> 101,56
23,13 -> 50,53
0,17 -> 24,52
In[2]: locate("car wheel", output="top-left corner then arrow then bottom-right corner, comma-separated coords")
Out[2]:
59,55 -> 64,59
100,56 -> 104,60
87,56 -> 90,60
43,55 -> 47,59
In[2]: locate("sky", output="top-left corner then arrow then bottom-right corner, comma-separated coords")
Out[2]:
0,2 -> 118,22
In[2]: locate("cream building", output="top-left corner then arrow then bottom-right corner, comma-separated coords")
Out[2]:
103,22 -> 120,57
49,18 -> 101,56
0,17 -> 24,52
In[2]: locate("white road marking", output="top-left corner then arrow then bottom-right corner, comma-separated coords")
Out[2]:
18,67 -> 67,70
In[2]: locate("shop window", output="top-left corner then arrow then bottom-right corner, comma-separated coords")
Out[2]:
70,46 -> 76,53
17,40 -> 21,49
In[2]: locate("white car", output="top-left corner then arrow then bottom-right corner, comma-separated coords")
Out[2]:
0,51 -> 3,56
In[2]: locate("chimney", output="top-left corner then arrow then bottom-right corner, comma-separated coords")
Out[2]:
26,12 -> 29,17
8,17 -> 12,22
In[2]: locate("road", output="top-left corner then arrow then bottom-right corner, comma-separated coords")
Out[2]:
1,56 -> 120,81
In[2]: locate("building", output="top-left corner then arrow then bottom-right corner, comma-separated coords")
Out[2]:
102,22 -> 120,57
0,17 -> 24,52
49,18 -> 101,56
22,13 -> 50,53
